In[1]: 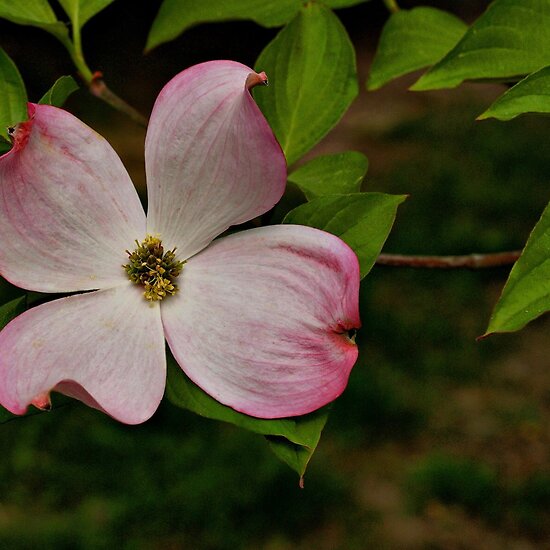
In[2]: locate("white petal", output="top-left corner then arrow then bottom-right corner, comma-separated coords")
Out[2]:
161,225 -> 360,418
0,284 -> 166,424
145,60 -> 286,258
0,104 -> 145,292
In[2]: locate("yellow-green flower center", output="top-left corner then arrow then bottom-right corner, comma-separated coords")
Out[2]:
123,235 -> 185,302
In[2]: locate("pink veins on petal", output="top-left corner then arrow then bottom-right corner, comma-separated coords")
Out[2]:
0,60 -> 361,424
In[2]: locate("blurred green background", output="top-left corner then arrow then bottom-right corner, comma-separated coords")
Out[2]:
1,1 -> 549,548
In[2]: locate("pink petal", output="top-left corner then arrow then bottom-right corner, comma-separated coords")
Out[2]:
145,60 -> 286,258
0,284 -> 166,424
161,225 -> 360,419
0,104 -> 145,293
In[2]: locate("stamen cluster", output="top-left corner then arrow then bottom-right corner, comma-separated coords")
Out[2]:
124,236 -> 184,301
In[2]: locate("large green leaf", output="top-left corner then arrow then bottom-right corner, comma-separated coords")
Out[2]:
254,3 -> 357,166
39,75 -> 79,107
284,192 -> 406,278
288,151 -> 368,200
58,0 -> 116,30
0,0 -> 68,40
146,0 -> 367,51
166,354 -> 330,476
0,47 -> 28,142
485,201 -> 550,335
367,7 -> 467,91
479,65 -> 550,120
0,296 -> 27,423
412,0 -> 550,91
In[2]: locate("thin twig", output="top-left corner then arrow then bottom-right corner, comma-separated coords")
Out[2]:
376,250 -> 521,269
89,75 -> 148,127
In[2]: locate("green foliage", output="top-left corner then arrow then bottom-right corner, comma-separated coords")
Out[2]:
406,453 -> 502,519
486,200 -> 550,334
266,410 -> 328,479
480,65 -> 550,120
146,0 -> 368,51
0,47 -> 27,143
58,0 -> 116,29
412,0 -> 550,91
288,151 -> 368,200
38,76 -> 79,107
254,3 -> 357,165
0,0 -> 68,41
367,7 -> 466,90
166,354 -> 329,478
147,0 -> 303,51
284,192 -> 406,278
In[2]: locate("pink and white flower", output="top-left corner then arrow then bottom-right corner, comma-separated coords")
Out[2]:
0,61 -> 360,424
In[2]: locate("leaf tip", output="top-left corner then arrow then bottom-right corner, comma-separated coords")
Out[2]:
476,110 -> 491,121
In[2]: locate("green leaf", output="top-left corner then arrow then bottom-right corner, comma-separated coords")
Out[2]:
0,0 -> 68,40
267,408 -> 328,481
283,192 -> 406,278
0,0 -> 56,24
166,353 -> 331,476
39,75 -> 79,107
254,3 -> 358,165
412,0 -> 550,91
367,7 -> 467,91
0,47 -> 28,142
288,151 -> 368,200
479,64 -> 550,120
146,0 -> 368,51
0,296 -> 27,423
58,0 -> 115,30
485,201 -> 550,335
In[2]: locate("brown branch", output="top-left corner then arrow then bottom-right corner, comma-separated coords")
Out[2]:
376,251 -> 521,269
89,74 -> 148,128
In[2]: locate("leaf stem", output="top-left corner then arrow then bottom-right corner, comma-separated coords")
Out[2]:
376,250 -> 521,269
383,0 -> 400,14
55,28 -> 148,127
57,33 -> 94,83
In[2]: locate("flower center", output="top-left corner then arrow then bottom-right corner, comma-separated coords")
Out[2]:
123,235 -> 185,302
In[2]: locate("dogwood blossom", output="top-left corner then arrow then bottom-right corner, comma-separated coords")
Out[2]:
0,61 -> 360,424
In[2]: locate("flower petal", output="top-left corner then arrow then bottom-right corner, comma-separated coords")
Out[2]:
145,60 -> 286,258
0,104 -> 146,293
0,284 -> 166,424
161,225 -> 361,419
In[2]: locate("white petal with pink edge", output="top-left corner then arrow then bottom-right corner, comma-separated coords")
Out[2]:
145,60 -> 286,258
0,104 -> 146,293
161,225 -> 361,419
0,284 -> 166,425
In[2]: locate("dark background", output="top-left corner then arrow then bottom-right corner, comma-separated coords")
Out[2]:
1,1 -> 550,548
